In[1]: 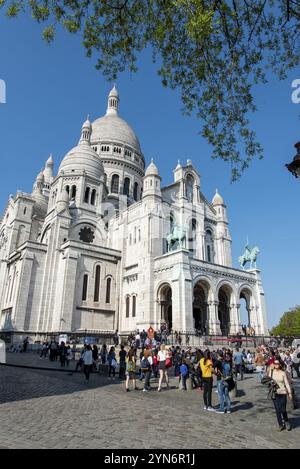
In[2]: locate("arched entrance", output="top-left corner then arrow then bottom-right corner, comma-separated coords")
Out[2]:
193,280 -> 210,334
218,285 -> 232,336
157,284 -> 172,330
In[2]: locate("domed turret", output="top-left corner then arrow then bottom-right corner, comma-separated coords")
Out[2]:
145,159 -> 159,177
143,159 -> 161,199
32,171 -> 48,219
212,189 -> 225,206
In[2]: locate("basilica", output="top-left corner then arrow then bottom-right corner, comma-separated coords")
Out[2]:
0,86 -> 268,343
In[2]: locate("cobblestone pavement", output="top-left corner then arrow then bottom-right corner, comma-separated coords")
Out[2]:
0,353 -> 299,449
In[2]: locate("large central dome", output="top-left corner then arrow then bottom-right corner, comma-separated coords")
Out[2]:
91,114 -> 142,154
90,85 -> 142,155
89,85 -> 145,205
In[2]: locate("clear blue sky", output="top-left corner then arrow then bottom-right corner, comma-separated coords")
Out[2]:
0,14 -> 299,328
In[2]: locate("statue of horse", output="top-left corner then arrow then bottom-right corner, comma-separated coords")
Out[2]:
238,245 -> 260,270
166,224 -> 187,252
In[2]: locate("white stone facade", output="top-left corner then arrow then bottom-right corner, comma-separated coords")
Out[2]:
0,87 -> 268,343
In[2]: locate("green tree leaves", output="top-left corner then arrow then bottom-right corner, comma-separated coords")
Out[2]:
1,1 -> 300,180
270,306 -> 300,337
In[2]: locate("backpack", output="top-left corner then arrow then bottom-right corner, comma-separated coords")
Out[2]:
141,357 -> 150,371
127,360 -> 135,373
180,364 -> 188,377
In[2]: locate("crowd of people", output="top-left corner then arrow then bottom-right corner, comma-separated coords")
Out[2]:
7,332 -> 300,431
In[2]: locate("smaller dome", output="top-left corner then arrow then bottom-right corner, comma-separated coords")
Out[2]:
32,191 -> 48,218
46,154 -> 54,166
36,170 -> 44,183
145,159 -> 159,177
59,143 -> 103,180
212,189 -> 225,206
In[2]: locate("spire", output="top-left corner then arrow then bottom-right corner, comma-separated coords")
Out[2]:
212,189 -> 225,206
106,84 -> 119,116
79,116 -> 92,144
32,170 -> 45,194
44,154 -> 54,183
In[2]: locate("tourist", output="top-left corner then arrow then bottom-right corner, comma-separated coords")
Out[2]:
82,344 -> 93,383
107,346 -> 117,379
126,350 -> 137,391
291,345 -> 300,379
66,345 -> 73,367
92,344 -> 98,369
59,341 -> 67,367
200,349 -> 214,411
141,349 -> 152,392
22,337 -> 29,353
179,358 -> 189,391
214,351 -> 225,414
100,344 -> 107,365
233,347 -> 244,381
119,344 -> 127,380
157,344 -> 169,392
267,359 -> 293,431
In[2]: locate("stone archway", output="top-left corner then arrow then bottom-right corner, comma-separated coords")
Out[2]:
193,280 -> 210,334
157,283 -> 172,331
218,285 -> 233,336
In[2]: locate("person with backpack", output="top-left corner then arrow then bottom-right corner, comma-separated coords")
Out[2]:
141,349 -> 153,392
179,359 -> 189,391
126,350 -> 137,392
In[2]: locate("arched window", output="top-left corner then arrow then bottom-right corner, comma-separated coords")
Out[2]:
188,218 -> 197,253
205,229 -> 214,263
91,189 -> 96,206
123,177 -> 130,196
82,274 -> 88,301
186,174 -> 194,202
207,245 -> 211,262
94,266 -> 101,302
133,182 -> 138,201
111,174 -> 119,194
65,185 -> 70,195
126,296 -> 130,318
71,185 -> 77,200
84,187 -> 90,203
132,296 -> 136,317
106,277 -> 111,304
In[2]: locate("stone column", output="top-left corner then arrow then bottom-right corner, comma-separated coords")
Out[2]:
207,301 -> 221,335
229,303 -> 240,334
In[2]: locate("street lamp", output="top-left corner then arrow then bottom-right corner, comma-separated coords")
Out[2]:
286,141 -> 300,178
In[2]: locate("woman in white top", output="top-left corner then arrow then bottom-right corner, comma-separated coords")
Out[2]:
82,345 -> 93,383
157,344 -> 169,392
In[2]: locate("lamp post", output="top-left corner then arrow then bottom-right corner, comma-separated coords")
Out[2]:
286,141 -> 300,178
